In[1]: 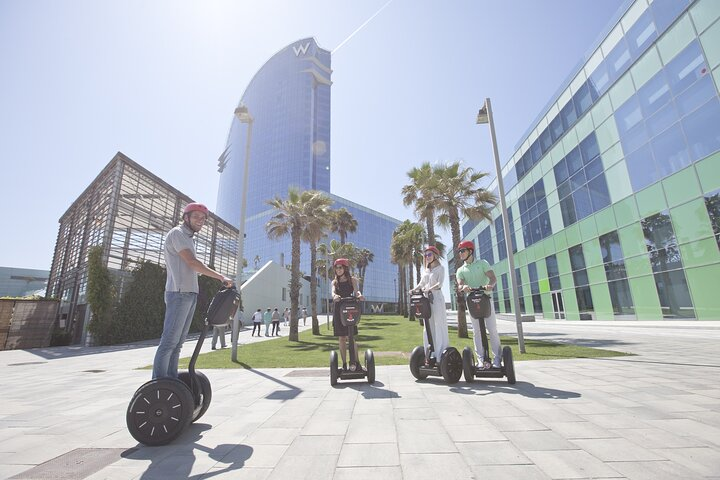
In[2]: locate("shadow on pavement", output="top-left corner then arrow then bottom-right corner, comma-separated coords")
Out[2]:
338,380 -> 401,399
449,381 -> 581,399
234,361 -> 303,401
123,423 -> 254,479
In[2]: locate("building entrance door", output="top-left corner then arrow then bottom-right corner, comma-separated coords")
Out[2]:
551,290 -> 565,319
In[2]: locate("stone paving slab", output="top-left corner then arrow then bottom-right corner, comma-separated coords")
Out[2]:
1,319 -> 720,479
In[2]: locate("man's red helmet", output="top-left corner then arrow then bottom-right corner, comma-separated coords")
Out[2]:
457,240 -> 475,252
333,258 -> 350,267
183,203 -> 209,216
424,245 -> 440,256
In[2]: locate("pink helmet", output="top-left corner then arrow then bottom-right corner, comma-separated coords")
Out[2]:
334,258 -> 350,267
183,203 -> 209,216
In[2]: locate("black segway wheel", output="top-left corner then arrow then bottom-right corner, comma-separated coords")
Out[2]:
462,347 -> 475,383
440,347 -> 463,384
126,378 -> 194,446
409,346 -> 427,380
365,349 -> 375,384
178,371 -> 212,422
330,350 -> 339,386
502,346 -> 516,384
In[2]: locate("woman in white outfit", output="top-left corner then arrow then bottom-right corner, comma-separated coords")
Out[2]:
412,245 -> 449,364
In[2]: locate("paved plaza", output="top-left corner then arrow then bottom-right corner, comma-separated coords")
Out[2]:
1,316 -> 720,479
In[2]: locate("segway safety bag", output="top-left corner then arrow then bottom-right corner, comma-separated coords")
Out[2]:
339,298 -> 361,327
409,293 -> 432,320
466,290 -> 491,319
206,287 -> 241,326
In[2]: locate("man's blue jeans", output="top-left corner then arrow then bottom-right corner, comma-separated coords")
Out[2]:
152,291 -> 198,379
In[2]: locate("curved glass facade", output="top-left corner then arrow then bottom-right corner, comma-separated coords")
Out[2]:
457,0 -> 720,320
217,38 -> 400,305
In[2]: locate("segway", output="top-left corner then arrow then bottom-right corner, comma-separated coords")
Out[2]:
126,286 -> 240,446
462,288 -> 516,384
408,291 -> 462,384
330,296 -> 375,386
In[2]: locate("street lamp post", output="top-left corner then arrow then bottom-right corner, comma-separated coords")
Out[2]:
231,104 -> 253,362
476,97 -> 526,353
393,278 -> 397,313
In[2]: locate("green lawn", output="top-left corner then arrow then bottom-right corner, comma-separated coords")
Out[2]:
178,314 -> 631,369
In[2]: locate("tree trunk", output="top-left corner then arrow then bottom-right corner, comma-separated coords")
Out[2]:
426,214 -> 436,247
310,240 -> 320,335
450,208 -> 468,338
289,228 -> 301,341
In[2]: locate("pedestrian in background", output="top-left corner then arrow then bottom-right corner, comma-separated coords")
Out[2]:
271,307 -> 281,336
251,308 -> 263,336
263,308 -> 272,337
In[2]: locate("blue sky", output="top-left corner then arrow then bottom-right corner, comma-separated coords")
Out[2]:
0,0 -> 625,274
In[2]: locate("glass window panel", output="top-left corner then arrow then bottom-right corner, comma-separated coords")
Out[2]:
558,180 -> 572,200
599,231 -> 623,263
549,115 -> 564,142
560,99 -> 578,130
651,0 -> 690,33
621,121 -> 650,155
655,268 -> 694,318
682,97 -> 720,162
554,158 -> 569,184
590,61 -> 611,97
676,74 -> 716,117
561,196 -> 578,226
588,175 -> 612,212
646,100 -> 681,137
616,96 -> 644,134
585,156 -> 604,181
569,244 -> 586,269
539,128 -> 553,154
579,133 -> 600,164
566,147 -> 584,175
570,169 -> 587,191
574,186 -> 594,220
608,279 -> 635,314
637,70 -> 671,116
650,122 -> 690,177
607,38 -> 632,81
665,41 -> 707,96
530,140 -> 543,165
642,211 -> 676,252
574,81 -> 594,117
540,211 -> 552,237
627,9 -> 658,58
626,144 -> 659,192
546,254 -> 561,290
705,191 -> 720,249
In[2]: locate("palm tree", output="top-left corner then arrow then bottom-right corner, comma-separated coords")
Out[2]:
266,188 -> 326,341
391,221 -> 422,318
356,248 -> 375,294
403,162 -> 439,247
434,161 -> 497,338
299,192 -> 334,335
331,208 -> 358,244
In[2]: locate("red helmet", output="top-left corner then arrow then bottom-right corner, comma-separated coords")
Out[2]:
424,245 -> 440,256
183,203 -> 209,216
457,240 -> 475,252
333,258 -> 350,267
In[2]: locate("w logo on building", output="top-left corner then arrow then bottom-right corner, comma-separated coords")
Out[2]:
292,42 -> 310,56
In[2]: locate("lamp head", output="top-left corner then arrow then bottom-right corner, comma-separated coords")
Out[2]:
476,104 -> 489,124
234,105 -> 253,123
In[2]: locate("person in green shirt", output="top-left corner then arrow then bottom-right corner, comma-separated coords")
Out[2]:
455,240 -> 501,369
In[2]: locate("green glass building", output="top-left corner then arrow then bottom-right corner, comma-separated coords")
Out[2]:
455,0 -> 720,321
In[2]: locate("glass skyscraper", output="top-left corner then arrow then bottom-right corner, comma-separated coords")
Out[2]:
217,38 -> 399,305
456,0 -> 720,320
